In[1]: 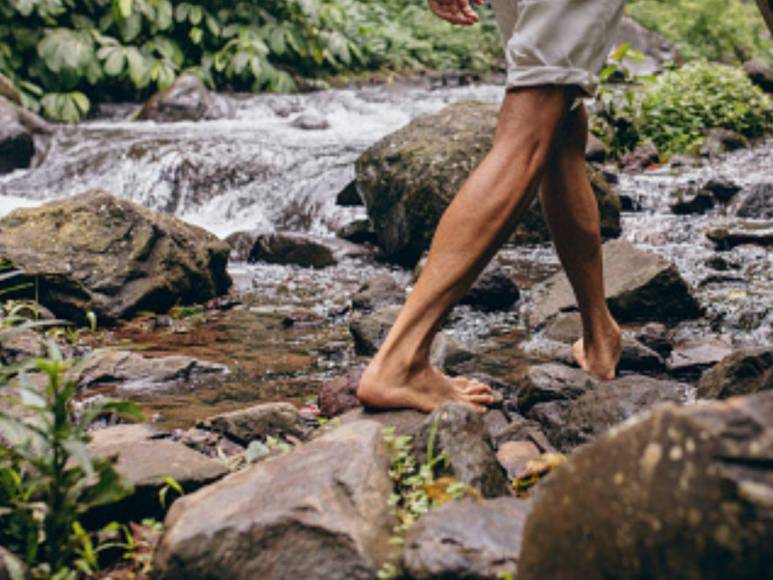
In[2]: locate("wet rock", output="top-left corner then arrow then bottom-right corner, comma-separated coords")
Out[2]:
666,338 -> 734,379
349,305 -> 473,369
701,128 -> 749,157
518,392 -> 773,580
614,16 -> 680,76
402,497 -> 531,579
0,327 -> 47,365
153,420 -> 396,579
224,230 -> 258,261
585,133 -> 608,162
703,177 -> 742,203
621,141 -> 659,172
635,322 -> 673,359
356,101 -> 621,266
485,413 -> 554,453
205,402 -> 311,445
0,98 -> 34,175
248,231 -> 369,268
73,349 -> 228,394
0,546 -> 27,580
704,254 -> 738,271
669,185 -> 715,215
696,348 -> 773,399
139,74 -> 232,122
336,180 -> 363,206
335,218 -> 377,245
736,182 -> 773,219
528,374 -> 688,452
619,192 -> 643,212
318,369 -> 363,417
413,403 -> 509,497
0,190 -> 231,324
706,222 -> 773,250
527,239 -> 701,327
743,58 -> 773,93
496,440 -> 541,479
461,260 -> 520,311
290,111 -> 329,130
88,424 -> 228,522
516,364 -> 596,413
351,274 -> 404,312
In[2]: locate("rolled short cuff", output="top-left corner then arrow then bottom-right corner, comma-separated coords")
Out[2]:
505,65 -> 598,98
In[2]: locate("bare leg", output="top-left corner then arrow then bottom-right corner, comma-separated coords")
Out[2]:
358,87 -> 572,412
540,104 -> 621,379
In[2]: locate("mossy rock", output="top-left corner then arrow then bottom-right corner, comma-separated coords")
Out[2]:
356,100 -> 621,266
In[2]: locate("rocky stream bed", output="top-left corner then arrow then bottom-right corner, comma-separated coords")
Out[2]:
1,72 -> 772,579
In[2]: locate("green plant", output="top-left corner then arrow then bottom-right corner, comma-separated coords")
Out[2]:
637,61 -> 773,156
0,344 -> 144,577
627,0 -> 773,64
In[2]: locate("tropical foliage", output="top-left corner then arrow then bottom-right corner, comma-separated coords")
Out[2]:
0,0 -> 500,120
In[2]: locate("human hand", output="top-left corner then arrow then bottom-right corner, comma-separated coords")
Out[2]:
428,0 -> 483,26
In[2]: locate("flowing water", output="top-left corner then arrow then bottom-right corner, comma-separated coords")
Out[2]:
1,82 -> 770,427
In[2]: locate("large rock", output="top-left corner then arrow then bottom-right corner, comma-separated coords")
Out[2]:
518,392 -> 773,580
139,74 -> 232,122
697,348 -> 773,399
614,16 -> 680,76
73,349 -> 227,394
356,101 -> 621,266
706,222 -> 773,250
318,370 -> 362,417
0,191 -> 231,323
153,420 -> 396,579
0,327 -> 47,365
413,403 -> 510,498
743,59 -> 773,93
87,424 -> 228,522
527,239 -> 701,327
666,338 -> 734,379
527,374 -> 688,452
402,498 -> 531,579
515,363 -> 596,413
351,274 -> 404,312
248,231 -> 369,268
349,305 -> 473,369
736,183 -> 773,219
0,98 -> 34,175
204,402 -> 311,445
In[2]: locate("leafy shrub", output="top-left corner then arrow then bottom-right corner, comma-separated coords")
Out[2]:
627,0 -> 773,64
0,343 -> 144,577
0,0 -> 501,121
636,61 -> 773,155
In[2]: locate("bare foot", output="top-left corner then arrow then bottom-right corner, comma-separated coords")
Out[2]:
357,359 -> 495,413
572,320 -> 622,380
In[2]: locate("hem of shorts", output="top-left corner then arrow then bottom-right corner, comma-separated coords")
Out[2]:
505,66 -> 598,98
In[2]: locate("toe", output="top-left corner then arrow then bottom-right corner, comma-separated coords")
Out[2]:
467,393 -> 495,406
463,382 -> 493,395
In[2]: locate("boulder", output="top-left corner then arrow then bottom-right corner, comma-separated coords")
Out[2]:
356,101 -> 621,266
702,177 -> 741,203
204,402 -> 311,445
0,546 -> 27,580
402,498 -> 531,579
290,112 -> 330,130
696,348 -> 773,399
224,230 -> 257,262
349,305 -> 473,369
87,424 -> 228,522
527,374 -> 688,452
743,59 -> 773,93
0,98 -> 34,175
706,222 -> 773,250
527,239 -> 701,327
484,413 -> 554,452
496,440 -> 541,479
736,183 -> 773,219
335,218 -> 376,245
318,369 -> 363,418
620,141 -> 659,172
701,128 -> 749,157
666,338 -> 734,379
139,74 -> 232,122
73,349 -> 227,394
614,16 -> 680,76
335,180 -> 363,206
518,392 -> 773,580
669,186 -> 715,215
413,403 -> 510,498
635,322 -> 673,359
248,231 -> 369,268
515,363 -> 596,413
351,274 -> 404,312
153,420 -> 396,579
0,191 -> 231,324
585,133 -> 608,162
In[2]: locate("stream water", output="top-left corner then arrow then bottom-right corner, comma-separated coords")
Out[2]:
1,82 -> 770,427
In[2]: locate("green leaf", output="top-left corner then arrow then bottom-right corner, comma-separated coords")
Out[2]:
118,0 -> 133,19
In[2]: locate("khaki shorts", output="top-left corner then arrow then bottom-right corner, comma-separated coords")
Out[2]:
491,0 -> 625,97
